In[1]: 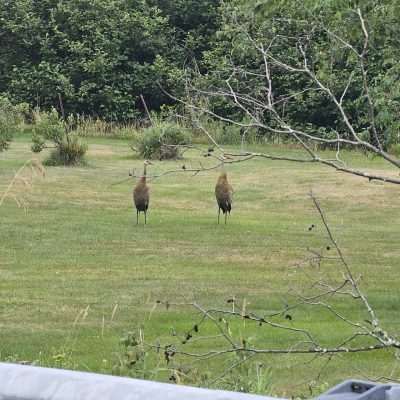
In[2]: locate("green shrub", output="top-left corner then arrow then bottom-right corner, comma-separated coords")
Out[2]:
31,108 -> 65,152
212,123 -> 244,145
191,119 -> 260,146
45,135 -> 88,166
134,123 -> 192,160
0,96 -> 29,151
31,108 -> 87,166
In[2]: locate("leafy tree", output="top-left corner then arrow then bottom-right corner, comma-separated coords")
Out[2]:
0,0 -> 222,120
198,0 -> 400,149
148,0 -> 221,68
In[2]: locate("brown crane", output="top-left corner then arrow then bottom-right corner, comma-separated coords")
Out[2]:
133,160 -> 152,224
215,171 -> 233,224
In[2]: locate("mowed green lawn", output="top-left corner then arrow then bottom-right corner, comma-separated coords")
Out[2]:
1,135 -> 399,396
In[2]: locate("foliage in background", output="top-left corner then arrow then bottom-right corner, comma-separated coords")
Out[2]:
0,0 -> 220,121
194,119 -> 262,146
0,96 -> 29,151
196,0 -> 400,149
71,115 -> 140,139
147,0 -> 221,70
1,0 -> 399,147
31,109 -> 88,166
133,123 -> 192,160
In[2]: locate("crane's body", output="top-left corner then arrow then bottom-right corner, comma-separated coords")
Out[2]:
133,161 -> 151,224
215,172 -> 233,224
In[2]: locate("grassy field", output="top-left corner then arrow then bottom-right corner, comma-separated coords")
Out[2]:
1,135 -> 399,396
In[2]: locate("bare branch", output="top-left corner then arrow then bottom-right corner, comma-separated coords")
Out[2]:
158,12 -> 400,185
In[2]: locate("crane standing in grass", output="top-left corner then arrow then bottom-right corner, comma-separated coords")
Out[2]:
215,171 -> 233,224
133,160 -> 152,224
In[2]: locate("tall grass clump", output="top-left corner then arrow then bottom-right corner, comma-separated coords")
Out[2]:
73,115 -> 140,139
133,123 -> 192,160
31,109 -> 88,166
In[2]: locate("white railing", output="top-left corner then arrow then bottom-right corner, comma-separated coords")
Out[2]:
0,363 -> 279,400
0,363 -> 399,400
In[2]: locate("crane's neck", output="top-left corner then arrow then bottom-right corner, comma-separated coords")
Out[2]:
218,171 -> 228,183
143,163 -> 147,177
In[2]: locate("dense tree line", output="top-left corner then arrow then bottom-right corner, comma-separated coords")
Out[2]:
0,0 -> 220,120
0,0 -> 399,148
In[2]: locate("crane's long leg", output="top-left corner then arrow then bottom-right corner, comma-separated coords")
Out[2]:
144,211 -> 147,225
225,211 -> 227,225
136,210 -> 139,225
218,208 -> 220,224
